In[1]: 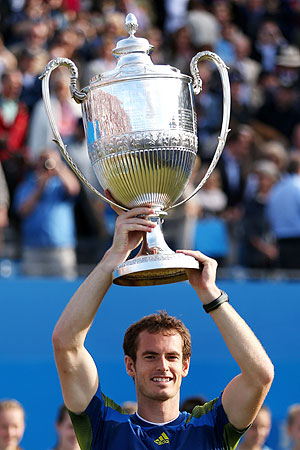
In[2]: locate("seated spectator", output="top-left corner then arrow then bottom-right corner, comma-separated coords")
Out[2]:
14,149 -> 80,278
252,79 -> 300,146
0,162 -> 9,257
0,399 -> 26,450
0,69 -> 29,201
251,19 -> 287,73
189,167 -> 229,266
260,141 -> 288,175
19,48 -> 45,113
238,404 -> 272,450
243,160 -> 279,269
276,45 -> 300,91
0,35 -> 17,90
28,68 -> 81,161
50,404 -> 80,450
267,153 -> 300,270
167,26 -> 196,75
231,33 -> 261,109
286,404 -> 300,450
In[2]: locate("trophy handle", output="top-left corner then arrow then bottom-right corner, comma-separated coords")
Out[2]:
169,51 -> 231,210
39,57 -> 128,211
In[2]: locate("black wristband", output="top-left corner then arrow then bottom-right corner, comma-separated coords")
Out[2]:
203,290 -> 229,313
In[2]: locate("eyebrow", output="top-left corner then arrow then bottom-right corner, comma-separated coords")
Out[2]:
141,351 -> 181,357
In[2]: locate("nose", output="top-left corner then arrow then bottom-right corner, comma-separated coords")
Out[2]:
156,356 -> 168,371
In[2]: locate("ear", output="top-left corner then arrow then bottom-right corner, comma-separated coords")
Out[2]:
182,357 -> 190,378
125,355 -> 136,378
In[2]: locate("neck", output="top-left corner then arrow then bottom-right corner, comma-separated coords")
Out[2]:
136,395 -> 180,423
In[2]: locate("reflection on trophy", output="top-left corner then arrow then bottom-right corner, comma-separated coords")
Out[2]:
40,13 -> 231,287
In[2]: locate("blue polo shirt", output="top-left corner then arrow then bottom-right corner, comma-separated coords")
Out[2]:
69,385 -> 246,450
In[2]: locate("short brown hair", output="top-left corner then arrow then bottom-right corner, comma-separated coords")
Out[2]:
123,311 -> 191,363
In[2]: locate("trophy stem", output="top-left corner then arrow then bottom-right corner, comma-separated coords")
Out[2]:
138,214 -> 173,257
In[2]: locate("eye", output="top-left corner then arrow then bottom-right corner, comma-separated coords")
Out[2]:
144,355 -> 156,360
167,355 -> 179,361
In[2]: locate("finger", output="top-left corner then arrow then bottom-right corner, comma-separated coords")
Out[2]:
116,217 -> 156,231
176,249 -> 214,263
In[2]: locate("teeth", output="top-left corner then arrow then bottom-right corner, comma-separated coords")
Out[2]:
152,377 -> 171,382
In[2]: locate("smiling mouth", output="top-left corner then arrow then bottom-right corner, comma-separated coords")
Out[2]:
151,377 -> 173,383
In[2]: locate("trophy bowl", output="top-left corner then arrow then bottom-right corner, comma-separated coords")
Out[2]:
40,13 -> 231,286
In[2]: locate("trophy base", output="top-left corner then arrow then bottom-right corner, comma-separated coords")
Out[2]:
113,253 -> 199,287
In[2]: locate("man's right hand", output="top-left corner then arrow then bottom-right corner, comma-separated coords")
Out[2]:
108,206 -> 157,267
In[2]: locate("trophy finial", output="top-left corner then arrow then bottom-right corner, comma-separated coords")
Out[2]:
125,13 -> 138,37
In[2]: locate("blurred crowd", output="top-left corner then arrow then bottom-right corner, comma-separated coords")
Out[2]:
1,0 -> 300,277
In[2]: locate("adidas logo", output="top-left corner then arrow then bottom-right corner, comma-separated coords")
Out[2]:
154,432 -> 170,445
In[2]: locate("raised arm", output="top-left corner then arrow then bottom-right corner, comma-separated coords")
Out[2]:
52,206 -> 156,413
177,249 -> 274,430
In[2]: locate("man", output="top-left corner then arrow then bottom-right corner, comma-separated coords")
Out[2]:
52,205 -> 274,449
14,149 -> 80,277
0,399 -> 25,450
267,153 -> 300,269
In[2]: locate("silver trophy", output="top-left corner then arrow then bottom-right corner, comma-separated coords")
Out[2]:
40,13 -> 231,287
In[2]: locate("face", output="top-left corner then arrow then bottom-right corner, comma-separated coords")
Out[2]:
243,409 -> 271,448
56,414 -> 80,450
0,408 -> 25,450
125,331 -> 189,404
288,413 -> 300,447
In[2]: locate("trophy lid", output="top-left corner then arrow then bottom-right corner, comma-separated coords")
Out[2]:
90,13 -> 186,84
112,13 -> 154,57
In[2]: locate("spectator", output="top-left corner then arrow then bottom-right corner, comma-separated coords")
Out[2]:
252,79 -> 300,146
231,33 -> 261,109
19,48 -> 45,112
167,26 -> 195,75
0,161 -> 9,257
180,395 -> 207,413
214,22 -> 238,67
82,35 -> 117,86
185,0 -> 220,49
286,404 -> 300,450
260,141 -> 288,175
188,166 -> 229,266
219,125 -> 253,209
238,404 -> 272,450
243,160 -> 279,269
121,402 -> 138,415
14,149 -> 80,277
275,45 -> 300,91
0,35 -> 17,90
28,69 -> 81,161
267,153 -> 300,270
0,69 -> 29,201
251,19 -> 287,72
50,404 -> 80,450
194,59 -> 223,161
0,399 -> 26,450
